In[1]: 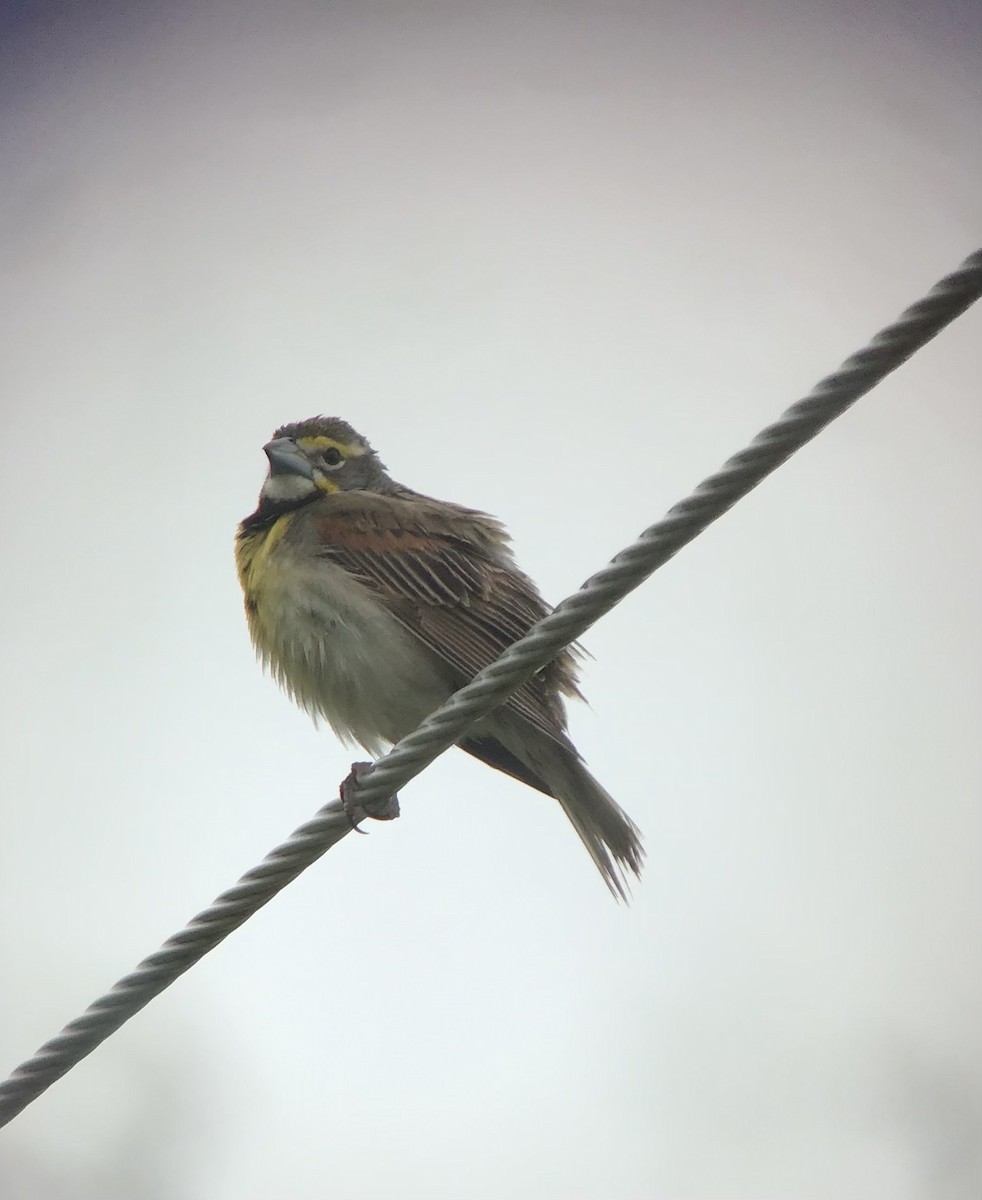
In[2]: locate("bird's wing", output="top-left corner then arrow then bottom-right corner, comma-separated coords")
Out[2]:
308,496 -> 581,747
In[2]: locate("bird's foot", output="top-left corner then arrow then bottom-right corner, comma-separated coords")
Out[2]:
340,761 -> 400,833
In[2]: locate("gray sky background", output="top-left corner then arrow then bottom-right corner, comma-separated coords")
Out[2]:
1,2 -> 980,1198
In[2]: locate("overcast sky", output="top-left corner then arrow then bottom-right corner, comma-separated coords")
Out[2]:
1,2 -> 980,1198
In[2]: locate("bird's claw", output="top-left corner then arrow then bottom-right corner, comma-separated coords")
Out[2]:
340,761 -> 400,833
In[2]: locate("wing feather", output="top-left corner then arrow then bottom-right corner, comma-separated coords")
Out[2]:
309,498 -> 581,743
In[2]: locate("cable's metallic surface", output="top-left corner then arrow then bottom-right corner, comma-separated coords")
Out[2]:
1,249 -> 979,1129
348,247 -> 982,808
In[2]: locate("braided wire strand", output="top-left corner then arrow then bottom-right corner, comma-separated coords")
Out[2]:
350,248 -> 982,806
1,248 -> 979,1129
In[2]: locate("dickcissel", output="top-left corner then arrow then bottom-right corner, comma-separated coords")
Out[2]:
235,417 -> 643,897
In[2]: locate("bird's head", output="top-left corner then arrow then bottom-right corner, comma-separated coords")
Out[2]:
257,416 -> 391,506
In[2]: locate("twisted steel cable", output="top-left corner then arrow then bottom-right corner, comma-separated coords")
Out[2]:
1,248 -> 979,1129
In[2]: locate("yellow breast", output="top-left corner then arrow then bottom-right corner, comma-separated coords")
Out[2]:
234,510 -> 453,751
235,512 -> 296,615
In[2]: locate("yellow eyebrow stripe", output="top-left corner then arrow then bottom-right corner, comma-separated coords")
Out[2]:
297,435 -> 366,457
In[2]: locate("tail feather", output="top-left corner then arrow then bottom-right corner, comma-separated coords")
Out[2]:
547,751 -> 644,901
461,723 -> 644,900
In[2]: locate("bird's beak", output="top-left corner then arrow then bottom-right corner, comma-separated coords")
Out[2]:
263,438 -> 314,479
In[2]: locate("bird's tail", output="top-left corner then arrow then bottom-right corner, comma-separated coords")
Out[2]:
462,719 -> 645,900
545,748 -> 644,902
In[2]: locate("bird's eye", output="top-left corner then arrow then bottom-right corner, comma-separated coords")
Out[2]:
321,448 -> 344,468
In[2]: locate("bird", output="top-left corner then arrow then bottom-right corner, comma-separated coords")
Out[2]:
235,416 -> 644,898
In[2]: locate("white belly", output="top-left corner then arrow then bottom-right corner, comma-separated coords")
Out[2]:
249,550 -> 455,755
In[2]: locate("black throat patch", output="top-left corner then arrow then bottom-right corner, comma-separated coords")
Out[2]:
238,491 -> 319,534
